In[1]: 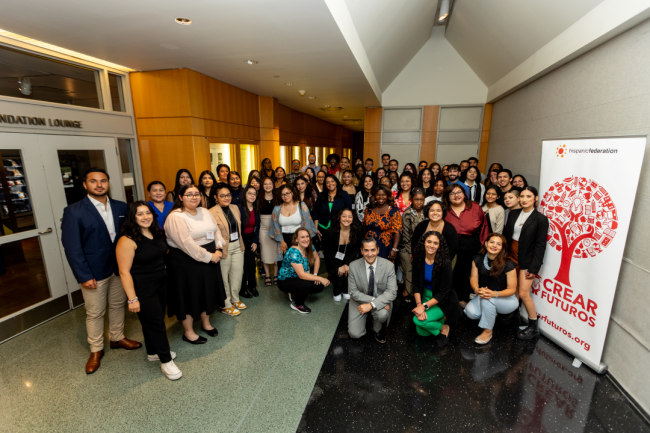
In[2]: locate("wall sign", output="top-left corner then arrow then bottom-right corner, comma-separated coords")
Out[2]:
535,136 -> 645,370
0,114 -> 82,128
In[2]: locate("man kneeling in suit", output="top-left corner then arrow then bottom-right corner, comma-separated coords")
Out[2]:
347,237 -> 397,343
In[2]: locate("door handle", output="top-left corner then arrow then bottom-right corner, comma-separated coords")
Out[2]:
39,228 -> 53,235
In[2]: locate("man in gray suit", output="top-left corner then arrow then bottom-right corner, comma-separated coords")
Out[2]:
347,237 -> 397,343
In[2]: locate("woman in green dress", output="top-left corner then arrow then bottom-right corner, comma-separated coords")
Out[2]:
411,231 -> 462,347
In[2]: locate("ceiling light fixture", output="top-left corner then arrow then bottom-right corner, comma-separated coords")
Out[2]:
273,75 -> 280,78
284,82 -> 293,86
244,60 -> 258,65
324,105 -> 330,108
308,96 -> 317,99
438,0 -> 450,23
298,90 -> 307,96
175,18 -> 192,25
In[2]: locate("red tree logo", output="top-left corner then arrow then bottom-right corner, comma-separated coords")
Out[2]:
540,176 -> 618,287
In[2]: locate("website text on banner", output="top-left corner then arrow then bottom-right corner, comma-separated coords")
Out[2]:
535,137 -> 645,368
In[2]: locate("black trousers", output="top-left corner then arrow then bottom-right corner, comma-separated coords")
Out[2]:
452,235 -> 481,302
327,258 -> 349,296
277,278 -> 324,305
240,232 -> 257,293
133,272 -> 172,363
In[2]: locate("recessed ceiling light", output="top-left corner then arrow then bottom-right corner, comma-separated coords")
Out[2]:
324,105 -> 330,108
273,75 -> 280,78
308,96 -> 317,99
284,82 -> 293,86
438,0 -> 449,23
245,60 -> 258,65
343,115 -> 348,118
175,18 -> 192,25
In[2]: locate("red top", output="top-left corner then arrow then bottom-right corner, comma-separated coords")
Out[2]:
392,190 -> 411,215
445,202 -> 489,244
244,208 -> 256,234
328,167 -> 340,175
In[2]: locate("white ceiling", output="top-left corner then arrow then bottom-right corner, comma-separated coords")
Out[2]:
344,0 -> 437,91
0,0 -> 380,131
445,0 -> 606,87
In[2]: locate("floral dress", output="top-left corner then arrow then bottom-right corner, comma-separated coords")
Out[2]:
363,206 -> 402,260
392,191 -> 412,215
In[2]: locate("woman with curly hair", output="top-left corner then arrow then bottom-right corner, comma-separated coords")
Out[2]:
116,201 -> 181,380
465,233 -> 518,345
323,208 -> 362,302
411,231 -> 462,347
362,185 -> 402,261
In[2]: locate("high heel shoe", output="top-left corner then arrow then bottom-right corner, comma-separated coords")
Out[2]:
201,326 -> 219,337
250,287 -> 260,297
182,334 -> 207,344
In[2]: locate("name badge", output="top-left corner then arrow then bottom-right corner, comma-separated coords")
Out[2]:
230,232 -> 239,241
351,204 -> 355,209
282,226 -> 294,233
206,231 -> 214,240
335,251 -> 345,260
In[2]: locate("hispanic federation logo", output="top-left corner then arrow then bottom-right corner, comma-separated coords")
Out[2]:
556,144 -> 567,158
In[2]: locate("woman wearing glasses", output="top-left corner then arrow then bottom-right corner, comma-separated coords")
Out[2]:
443,184 -> 489,305
209,183 -> 246,317
269,184 -> 316,272
164,184 -> 225,344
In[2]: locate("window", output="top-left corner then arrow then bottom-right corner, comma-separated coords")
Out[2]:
108,73 -> 125,112
117,139 -> 137,203
0,45 -> 102,109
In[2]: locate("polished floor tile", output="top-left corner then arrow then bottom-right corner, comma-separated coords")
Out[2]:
299,299 -> 650,433
0,275 -> 345,433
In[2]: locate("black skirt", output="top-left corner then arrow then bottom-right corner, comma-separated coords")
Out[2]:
167,243 -> 226,320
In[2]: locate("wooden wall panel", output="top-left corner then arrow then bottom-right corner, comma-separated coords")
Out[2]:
138,136 -> 200,194
420,105 -> 439,165
364,107 -> 382,164
478,103 -> 493,174
130,69 -> 192,118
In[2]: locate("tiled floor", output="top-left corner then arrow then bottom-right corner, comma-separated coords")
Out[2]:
0,277 -> 345,433
299,299 -> 650,433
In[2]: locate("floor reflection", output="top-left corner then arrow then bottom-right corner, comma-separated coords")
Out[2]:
299,299 -> 649,433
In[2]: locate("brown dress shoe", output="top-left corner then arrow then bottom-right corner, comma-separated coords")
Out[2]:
110,338 -> 143,350
86,350 -> 104,374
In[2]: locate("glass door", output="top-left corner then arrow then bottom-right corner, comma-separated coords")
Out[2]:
40,135 -> 124,304
0,133 -> 68,342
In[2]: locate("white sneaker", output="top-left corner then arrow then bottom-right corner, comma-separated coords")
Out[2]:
161,360 -> 183,381
342,293 -> 350,300
148,351 -> 176,362
333,295 -> 342,302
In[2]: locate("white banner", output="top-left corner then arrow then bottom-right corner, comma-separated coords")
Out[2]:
534,137 -> 645,368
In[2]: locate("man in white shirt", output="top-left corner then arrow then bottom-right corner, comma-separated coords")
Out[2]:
61,168 -> 141,374
300,153 -> 320,175
347,238 -> 397,343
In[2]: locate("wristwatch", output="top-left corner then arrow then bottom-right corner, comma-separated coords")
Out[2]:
423,303 -> 429,311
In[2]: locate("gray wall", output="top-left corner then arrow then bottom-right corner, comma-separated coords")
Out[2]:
487,18 -> 650,413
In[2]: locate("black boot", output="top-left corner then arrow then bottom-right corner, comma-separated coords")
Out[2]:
240,289 -> 253,299
250,286 -> 260,297
517,318 -> 540,340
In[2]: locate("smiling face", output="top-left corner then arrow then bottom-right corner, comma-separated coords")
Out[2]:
355,166 -> 365,178
263,159 -> 272,169
380,177 -> 391,188
433,180 -> 445,196
148,183 -> 166,203
447,168 -> 459,181
135,205 -> 153,229
448,187 -> 465,205
512,176 -> 525,188
296,178 -> 307,193
375,189 -> 388,205
485,189 -> 498,204
249,178 -> 260,190
291,160 -> 301,172
485,235 -> 503,256
180,186 -> 201,210
342,172 -> 353,185
84,171 -> 109,197
489,171 -> 498,183
229,173 -> 241,188
340,158 -> 350,171
466,168 -> 478,181
428,202 -> 443,222
179,172 -> 192,186
365,160 -> 373,172
432,165 -> 440,176
216,187 -> 232,207
460,161 -> 469,172
326,177 -> 337,192
376,168 -> 386,179
275,168 -> 285,179
442,166 -> 449,177
363,177 -> 373,191
245,187 -> 257,204
400,176 -> 411,191
218,167 -> 229,181
281,187 -> 293,203
340,209 -> 354,227
425,234 -> 439,256
419,162 -> 428,171
308,154 -> 316,165
388,172 -> 398,185
362,240 -> 378,265
498,172 -> 511,187
316,171 -> 326,185
201,174 -> 213,189
263,178 -> 274,192
297,229 -> 311,248
421,170 -> 431,183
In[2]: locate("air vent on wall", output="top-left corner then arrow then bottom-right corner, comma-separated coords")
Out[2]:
319,107 -> 344,112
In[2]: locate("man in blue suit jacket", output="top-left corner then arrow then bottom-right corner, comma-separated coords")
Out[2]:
61,168 -> 141,374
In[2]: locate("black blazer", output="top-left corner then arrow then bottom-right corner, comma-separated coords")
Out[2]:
237,203 -> 261,245
323,228 -> 360,265
503,208 -> 549,274
313,191 -> 353,228
411,220 -> 459,259
413,259 -> 462,324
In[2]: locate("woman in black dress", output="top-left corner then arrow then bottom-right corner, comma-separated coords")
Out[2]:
323,208 -> 361,302
116,201 -> 182,380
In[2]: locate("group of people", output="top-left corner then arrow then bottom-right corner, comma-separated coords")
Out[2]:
60,151 -> 548,381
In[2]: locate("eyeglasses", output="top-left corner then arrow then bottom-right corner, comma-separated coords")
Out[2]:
184,193 -> 201,198
450,191 -> 464,197
281,192 -> 292,198
219,194 -> 232,199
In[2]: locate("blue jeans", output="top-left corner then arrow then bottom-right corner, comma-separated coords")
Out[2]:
464,295 -> 518,330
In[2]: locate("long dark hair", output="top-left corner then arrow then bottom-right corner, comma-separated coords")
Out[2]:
479,233 -> 509,277
216,164 -> 230,181
443,183 -> 472,210
246,170 -> 260,186
119,201 -> 165,242
171,184 -> 200,212
294,175 -> 315,199
275,183 -> 300,206
483,185 -> 502,205
171,169 -> 194,201
198,170 -> 217,202
403,163 -> 418,177
331,207 -> 362,245
396,172 -> 414,194
513,174 -> 529,189
417,168 -> 433,188
228,170 -> 244,191
319,174 -> 343,201
369,185 -> 394,208
413,231 -> 450,276
521,186 -> 539,208
359,174 -> 375,201
242,185 -> 258,210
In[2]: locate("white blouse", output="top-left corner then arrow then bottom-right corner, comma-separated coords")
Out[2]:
165,207 -> 225,263
512,209 -> 534,241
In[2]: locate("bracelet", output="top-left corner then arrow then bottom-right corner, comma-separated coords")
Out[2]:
128,297 -> 139,304
392,248 -> 399,252
495,291 -> 499,298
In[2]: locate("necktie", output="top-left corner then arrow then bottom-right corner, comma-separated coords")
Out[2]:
368,265 -> 375,297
